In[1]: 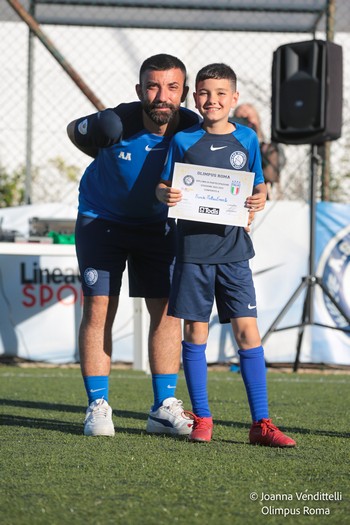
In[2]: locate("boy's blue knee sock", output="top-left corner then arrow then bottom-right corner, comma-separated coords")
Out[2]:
151,374 -> 178,410
182,341 -> 211,417
83,375 -> 109,405
238,346 -> 269,422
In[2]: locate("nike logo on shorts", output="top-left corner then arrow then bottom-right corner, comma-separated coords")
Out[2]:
248,304 -> 257,310
210,145 -> 227,151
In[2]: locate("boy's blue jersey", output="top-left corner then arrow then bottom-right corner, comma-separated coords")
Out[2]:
161,123 -> 264,263
78,102 -> 199,224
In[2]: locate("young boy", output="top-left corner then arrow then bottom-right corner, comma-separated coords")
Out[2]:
156,63 -> 296,447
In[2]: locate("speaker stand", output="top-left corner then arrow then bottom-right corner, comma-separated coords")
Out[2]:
261,144 -> 350,372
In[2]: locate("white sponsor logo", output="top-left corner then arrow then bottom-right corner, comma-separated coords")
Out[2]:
145,145 -> 166,152
248,303 -> 257,310
78,118 -> 88,135
210,145 -> 227,151
167,385 -> 176,389
84,267 -> 98,286
89,388 -> 106,393
230,150 -> 247,169
199,206 -> 219,215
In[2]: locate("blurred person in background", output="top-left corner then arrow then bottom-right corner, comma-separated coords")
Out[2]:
233,103 -> 286,200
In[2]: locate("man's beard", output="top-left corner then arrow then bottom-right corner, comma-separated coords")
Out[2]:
142,101 -> 179,125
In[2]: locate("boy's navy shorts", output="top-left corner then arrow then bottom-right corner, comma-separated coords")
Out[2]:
168,260 -> 257,323
75,214 -> 176,298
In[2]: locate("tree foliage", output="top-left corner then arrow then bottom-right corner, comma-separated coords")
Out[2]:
0,165 -> 26,208
0,157 -> 80,208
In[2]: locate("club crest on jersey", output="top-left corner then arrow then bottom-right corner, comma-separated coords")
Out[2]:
230,151 -> 246,169
84,267 -> 98,286
118,151 -> 132,161
316,226 -> 350,337
231,180 -> 241,195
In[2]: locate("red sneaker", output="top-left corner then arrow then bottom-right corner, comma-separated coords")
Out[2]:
249,418 -> 296,447
186,413 -> 213,442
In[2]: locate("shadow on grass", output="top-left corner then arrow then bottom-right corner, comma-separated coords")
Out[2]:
1,399 -> 349,439
0,398 -> 83,413
214,418 -> 350,439
0,413 -> 153,437
0,398 -> 147,421
0,398 -> 147,436
0,414 -> 82,434
113,408 -> 147,421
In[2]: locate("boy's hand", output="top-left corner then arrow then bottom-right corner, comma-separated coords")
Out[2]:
156,183 -> 182,207
245,191 -> 266,212
245,210 -> 255,232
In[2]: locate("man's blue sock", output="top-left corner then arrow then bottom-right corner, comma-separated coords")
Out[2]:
238,346 -> 269,422
83,375 -> 109,405
182,341 -> 211,417
151,374 -> 178,410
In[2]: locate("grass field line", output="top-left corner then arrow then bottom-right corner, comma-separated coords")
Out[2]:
0,370 -> 349,384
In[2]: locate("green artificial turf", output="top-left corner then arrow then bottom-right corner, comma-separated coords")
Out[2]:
0,367 -> 349,525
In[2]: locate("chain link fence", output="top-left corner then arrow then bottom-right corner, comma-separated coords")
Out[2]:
1,1 -> 349,208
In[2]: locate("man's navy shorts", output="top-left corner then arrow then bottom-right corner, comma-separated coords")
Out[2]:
75,214 -> 177,297
168,260 -> 257,323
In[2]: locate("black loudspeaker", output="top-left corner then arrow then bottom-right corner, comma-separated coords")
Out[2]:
271,40 -> 343,145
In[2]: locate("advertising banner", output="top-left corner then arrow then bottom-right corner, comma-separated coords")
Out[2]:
0,244 -> 133,364
0,201 -> 349,367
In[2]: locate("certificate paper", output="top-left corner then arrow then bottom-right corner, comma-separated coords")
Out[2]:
168,162 -> 254,227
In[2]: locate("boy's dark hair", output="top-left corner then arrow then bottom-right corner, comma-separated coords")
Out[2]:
139,54 -> 187,84
195,63 -> 237,91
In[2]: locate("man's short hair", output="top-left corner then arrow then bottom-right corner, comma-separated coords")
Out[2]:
195,63 -> 237,91
139,54 -> 187,84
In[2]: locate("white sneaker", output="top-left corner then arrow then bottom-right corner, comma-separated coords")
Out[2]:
84,398 -> 115,437
146,397 -> 193,435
